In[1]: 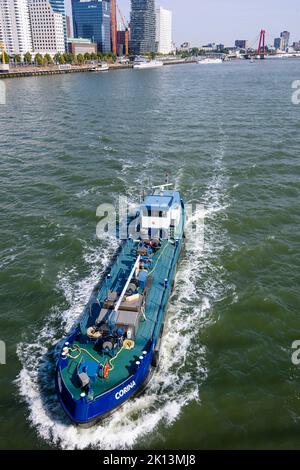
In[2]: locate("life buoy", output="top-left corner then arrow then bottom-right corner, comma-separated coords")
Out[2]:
123,339 -> 135,350
103,363 -> 110,379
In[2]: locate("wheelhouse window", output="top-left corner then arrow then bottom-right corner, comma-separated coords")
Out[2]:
143,209 -> 168,217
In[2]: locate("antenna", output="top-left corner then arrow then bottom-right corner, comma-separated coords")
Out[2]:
153,183 -> 173,190
153,173 -> 173,191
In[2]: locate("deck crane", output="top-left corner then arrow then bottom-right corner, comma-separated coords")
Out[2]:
117,5 -> 129,56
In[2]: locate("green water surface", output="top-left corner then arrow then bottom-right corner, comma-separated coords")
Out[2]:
0,60 -> 300,449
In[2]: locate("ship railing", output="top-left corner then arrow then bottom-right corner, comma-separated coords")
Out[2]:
151,215 -> 184,343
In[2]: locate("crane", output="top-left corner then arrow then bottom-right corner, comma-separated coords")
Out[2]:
0,42 -> 6,65
111,0 -> 117,55
0,41 -> 9,72
117,5 -> 129,56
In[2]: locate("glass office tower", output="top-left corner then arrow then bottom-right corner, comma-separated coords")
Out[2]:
49,0 -> 67,50
71,0 -> 111,53
130,0 -> 156,54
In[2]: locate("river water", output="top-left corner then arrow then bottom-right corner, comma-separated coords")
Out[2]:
0,60 -> 300,449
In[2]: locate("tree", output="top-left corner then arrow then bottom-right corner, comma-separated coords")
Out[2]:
23,52 -> 32,64
191,47 -> 200,56
43,53 -> 53,65
150,51 -> 156,59
90,52 -> 97,61
63,52 -> 75,64
112,53 -> 117,62
77,53 -> 84,64
53,53 -> 60,64
54,52 -> 65,64
84,52 -> 91,61
34,53 -> 43,65
14,54 -> 21,64
105,52 -> 112,60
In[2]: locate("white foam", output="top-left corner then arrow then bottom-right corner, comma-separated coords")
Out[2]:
0,246 -> 19,269
16,132 -> 234,449
75,186 -> 104,199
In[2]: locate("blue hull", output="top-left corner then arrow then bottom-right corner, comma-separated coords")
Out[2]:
56,347 -> 154,425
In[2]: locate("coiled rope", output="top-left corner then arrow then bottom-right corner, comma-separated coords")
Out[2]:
67,344 -> 105,366
66,339 -> 134,372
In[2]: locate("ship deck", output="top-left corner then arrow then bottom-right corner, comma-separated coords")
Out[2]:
60,239 -> 177,401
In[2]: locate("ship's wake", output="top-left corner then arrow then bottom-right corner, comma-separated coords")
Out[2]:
16,131 -> 233,449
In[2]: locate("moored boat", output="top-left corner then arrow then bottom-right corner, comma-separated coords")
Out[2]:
197,58 -> 223,64
91,63 -> 109,72
55,183 -> 185,425
133,58 -> 163,69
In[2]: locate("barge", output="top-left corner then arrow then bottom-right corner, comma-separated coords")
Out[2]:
56,184 -> 185,425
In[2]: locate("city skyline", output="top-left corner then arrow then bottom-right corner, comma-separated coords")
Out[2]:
1,1 -> 299,59
65,0 -> 300,46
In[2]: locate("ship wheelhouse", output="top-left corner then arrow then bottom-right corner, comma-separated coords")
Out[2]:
140,190 -> 183,240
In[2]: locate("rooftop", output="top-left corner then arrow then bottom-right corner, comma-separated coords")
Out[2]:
142,195 -> 173,211
141,191 -> 181,212
67,37 -> 95,45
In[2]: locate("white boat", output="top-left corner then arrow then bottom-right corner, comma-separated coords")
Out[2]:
197,58 -> 223,65
133,60 -> 163,70
91,63 -> 109,72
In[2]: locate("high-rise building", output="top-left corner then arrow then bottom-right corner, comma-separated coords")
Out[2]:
117,30 -> 126,56
274,37 -> 281,49
235,40 -> 249,50
155,6 -> 172,55
29,0 -> 65,55
71,0 -> 111,53
0,0 -> 33,56
48,0 -> 67,49
280,31 -> 290,51
130,0 -> 156,54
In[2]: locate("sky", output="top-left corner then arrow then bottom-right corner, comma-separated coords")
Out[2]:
65,0 -> 300,47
